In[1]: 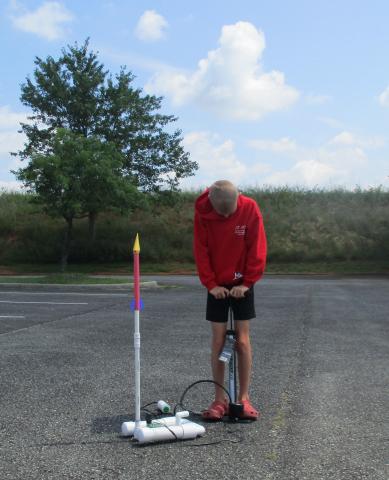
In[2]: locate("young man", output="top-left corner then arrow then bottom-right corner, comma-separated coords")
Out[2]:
193,180 -> 267,420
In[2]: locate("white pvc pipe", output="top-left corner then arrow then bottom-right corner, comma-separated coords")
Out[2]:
134,420 -> 205,444
122,412 -> 190,437
122,420 -> 147,436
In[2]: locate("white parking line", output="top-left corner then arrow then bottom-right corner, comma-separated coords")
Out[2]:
0,301 -> 88,305
0,291 -> 128,297
0,315 -> 25,318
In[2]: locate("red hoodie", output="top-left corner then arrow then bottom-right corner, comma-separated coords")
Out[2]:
194,189 -> 267,290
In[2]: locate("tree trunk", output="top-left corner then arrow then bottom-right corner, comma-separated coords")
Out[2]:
88,211 -> 97,242
61,217 -> 73,272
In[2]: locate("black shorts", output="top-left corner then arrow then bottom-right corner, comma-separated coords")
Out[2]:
206,286 -> 256,323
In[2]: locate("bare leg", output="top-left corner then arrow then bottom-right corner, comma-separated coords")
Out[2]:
235,320 -> 252,402
210,322 -> 228,402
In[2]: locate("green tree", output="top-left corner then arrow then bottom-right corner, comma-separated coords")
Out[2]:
14,129 -> 140,270
14,38 -> 197,237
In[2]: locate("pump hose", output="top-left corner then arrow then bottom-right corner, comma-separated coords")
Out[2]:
174,379 -> 232,415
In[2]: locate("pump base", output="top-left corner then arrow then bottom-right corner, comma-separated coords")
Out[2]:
228,402 -> 244,420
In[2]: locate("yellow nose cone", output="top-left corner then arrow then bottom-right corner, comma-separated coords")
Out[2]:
133,233 -> 140,253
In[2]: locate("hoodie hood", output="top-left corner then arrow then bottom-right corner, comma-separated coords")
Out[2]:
195,188 -> 242,221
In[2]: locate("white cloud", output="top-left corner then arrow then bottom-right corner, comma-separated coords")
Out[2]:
264,160 -> 339,186
378,85 -> 389,107
0,130 -> 25,156
249,137 -> 297,152
0,106 -> 30,157
180,131 -> 275,189
0,180 -> 25,192
10,1 -> 73,41
260,145 -> 367,188
146,21 -> 299,120
330,131 -> 355,146
0,105 -> 29,129
305,93 -> 332,105
180,126 -> 388,190
309,144 -> 368,170
134,10 -> 168,42
181,131 -> 247,188
319,117 -> 345,129
0,105 -> 32,187
330,131 -> 385,149
247,130 -> 386,188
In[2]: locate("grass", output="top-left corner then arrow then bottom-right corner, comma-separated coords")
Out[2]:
0,263 -> 131,275
265,260 -> 389,274
0,262 -> 196,275
0,260 -> 388,284
1,187 -> 389,268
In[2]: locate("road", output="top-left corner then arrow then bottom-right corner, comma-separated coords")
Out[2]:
0,276 -> 388,480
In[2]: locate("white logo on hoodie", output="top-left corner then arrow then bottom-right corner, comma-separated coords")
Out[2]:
235,225 -> 247,236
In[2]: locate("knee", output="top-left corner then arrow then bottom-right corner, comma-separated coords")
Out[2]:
212,335 -> 226,352
235,334 -> 251,354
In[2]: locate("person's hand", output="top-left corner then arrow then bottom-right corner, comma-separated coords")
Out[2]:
209,286 -> 230,299
229,285 -> 249,298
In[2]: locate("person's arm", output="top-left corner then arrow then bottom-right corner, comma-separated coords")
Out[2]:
242,202 -> 267,288
193,212 -> 218,291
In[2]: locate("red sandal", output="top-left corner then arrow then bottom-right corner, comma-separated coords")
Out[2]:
202,400 -> 228,421
239,399 -> 260,420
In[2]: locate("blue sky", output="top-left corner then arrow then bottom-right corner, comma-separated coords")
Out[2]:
1,0 -> 389,190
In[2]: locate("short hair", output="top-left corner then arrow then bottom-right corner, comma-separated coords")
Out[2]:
209,180 -> 238,215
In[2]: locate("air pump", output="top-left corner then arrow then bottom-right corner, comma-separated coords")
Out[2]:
219,306 -> 244,419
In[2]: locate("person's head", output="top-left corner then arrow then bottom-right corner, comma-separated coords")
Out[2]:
208,180 -> 239,217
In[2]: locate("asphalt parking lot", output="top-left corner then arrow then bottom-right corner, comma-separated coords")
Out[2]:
0,275 -> 388,480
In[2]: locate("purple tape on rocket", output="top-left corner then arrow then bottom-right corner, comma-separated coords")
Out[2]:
130,298 -> 143,311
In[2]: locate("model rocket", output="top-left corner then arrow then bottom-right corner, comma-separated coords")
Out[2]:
133,233 -> 141,427
121,233 -> 205,443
